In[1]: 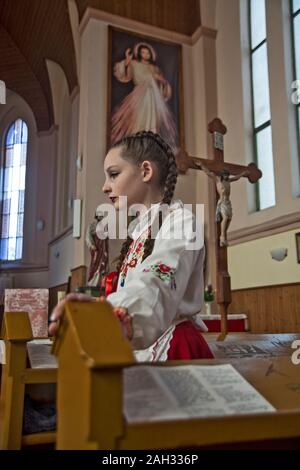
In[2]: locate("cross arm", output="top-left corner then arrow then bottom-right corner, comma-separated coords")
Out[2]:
175,149 -> 262,184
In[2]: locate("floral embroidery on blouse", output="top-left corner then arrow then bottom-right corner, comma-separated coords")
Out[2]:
142,261 -> 177,290
119,229 -> 150,287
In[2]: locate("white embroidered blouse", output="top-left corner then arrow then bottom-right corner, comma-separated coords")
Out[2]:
107,200 -> 207,361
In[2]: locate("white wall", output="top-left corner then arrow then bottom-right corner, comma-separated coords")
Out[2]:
44,60 -> 79,287
47,60 -> 78,236
49,233 -> 74,287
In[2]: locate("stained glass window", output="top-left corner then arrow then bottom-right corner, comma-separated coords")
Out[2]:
0,119 -> 28,260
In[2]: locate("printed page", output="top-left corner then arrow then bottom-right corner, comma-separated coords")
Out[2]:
123,364 -> 275,423
27,339 -> 58,369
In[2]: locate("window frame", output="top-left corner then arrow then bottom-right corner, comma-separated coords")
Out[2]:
290,0 -> 300,174
248,0 -> 275,211
0,118 -> 28,262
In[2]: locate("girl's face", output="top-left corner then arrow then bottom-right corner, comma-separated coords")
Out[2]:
140,47 -> 151,62
103,147 -> 152,210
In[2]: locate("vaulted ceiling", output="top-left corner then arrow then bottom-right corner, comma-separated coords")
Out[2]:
75,0 -> 201,36
0,0 -> 201,132
0,0 -> 78,132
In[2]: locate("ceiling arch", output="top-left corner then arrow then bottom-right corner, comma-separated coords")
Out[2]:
0,0 -> 78,132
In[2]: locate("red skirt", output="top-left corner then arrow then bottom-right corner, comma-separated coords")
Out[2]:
167,321 -> 214,360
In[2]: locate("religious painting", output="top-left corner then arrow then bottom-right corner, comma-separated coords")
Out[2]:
107,27 -> 184,151
296,232 -> 300,263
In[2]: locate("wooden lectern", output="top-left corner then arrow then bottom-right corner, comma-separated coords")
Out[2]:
53,301 -> 300,450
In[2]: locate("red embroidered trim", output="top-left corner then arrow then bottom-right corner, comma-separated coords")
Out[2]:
113,307 -> 133,340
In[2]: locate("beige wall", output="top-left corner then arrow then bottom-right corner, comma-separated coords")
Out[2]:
12,270 -> 49,289
45,59 -> 79,287
47,59 -> 78,235
229,228 -> 300,289
49,233 -> 74,287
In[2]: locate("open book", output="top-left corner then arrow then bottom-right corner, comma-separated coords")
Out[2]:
123,364 -> 275,423
27,339 -> 58,369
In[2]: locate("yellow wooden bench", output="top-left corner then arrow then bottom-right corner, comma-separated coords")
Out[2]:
0,311 -> 57,449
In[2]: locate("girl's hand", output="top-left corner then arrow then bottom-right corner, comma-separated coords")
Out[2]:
48,294 -> 132,340
48,293 -> 103,336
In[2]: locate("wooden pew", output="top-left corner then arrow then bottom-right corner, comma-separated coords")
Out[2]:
0,312 -> 57,449
52,301 -> 300,450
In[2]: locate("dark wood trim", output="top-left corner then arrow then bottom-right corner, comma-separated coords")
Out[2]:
233,281 -> 300,292
79,7 -> 201,44
70,265 -> 87,292
49,282 -> 68,313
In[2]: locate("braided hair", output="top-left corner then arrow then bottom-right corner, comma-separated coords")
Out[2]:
111,131 -> 178,272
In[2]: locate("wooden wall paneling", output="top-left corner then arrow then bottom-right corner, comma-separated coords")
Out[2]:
230,283 -> 300,333
70,265 -> 87,293
75,0 -> 201,35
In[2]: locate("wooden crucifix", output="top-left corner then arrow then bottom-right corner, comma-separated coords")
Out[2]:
176,118 -> 262,340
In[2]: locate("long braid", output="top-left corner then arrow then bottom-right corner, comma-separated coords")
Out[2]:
141,134 -> 178,261
112,131 -> 178,271
115,236 -> 133,273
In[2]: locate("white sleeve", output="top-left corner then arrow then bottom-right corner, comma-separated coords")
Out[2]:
113,59 -> 133,83
107,208 -> 204,349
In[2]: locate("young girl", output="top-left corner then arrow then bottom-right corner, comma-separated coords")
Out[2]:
50,131 -> 213,361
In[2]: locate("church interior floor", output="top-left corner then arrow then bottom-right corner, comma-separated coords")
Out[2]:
203,332 -> 300,359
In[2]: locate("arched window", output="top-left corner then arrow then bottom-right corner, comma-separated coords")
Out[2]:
291,0 -> 300,162
0,119 -> 28,260
249,0 -> 276,210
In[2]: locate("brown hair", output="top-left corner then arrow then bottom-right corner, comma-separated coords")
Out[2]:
111,131 -> 178,272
